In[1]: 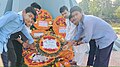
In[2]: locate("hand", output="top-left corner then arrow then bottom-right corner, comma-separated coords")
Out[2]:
72,41 -> 78,46
77,41 -> 84,45
62,41 -> 76,50
66,41 -> 75,46
62,45 -> 69,50
69,40 -> 78,46
22,42 -> 29,48
29,43 -> 36,50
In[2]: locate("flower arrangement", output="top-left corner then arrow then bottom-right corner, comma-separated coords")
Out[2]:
24,52 -> 55,67
34,9 -> 53,31
53,16 -> 66,38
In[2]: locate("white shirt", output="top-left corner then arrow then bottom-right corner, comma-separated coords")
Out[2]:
65,19 -> 76,41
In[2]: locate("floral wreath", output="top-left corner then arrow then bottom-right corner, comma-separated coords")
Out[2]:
34,9 -> 53,30
24,52 -> 55,67
53,16 -> 66,38
36,33 -> 66,57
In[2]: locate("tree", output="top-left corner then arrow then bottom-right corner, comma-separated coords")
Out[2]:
88,0 -> 101,16
79,0 -> 89,14
115,6 -> 120,18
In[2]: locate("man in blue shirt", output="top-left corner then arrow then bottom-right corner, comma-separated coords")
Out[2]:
6,3 -> 41,67
69,6 -> 117,67
0,6 -> 37,67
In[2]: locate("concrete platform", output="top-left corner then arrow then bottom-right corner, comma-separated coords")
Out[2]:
80,51 -> 120,66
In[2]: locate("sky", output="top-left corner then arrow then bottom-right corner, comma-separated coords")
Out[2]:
76,0 -> 82,3
76,0 -> 116,3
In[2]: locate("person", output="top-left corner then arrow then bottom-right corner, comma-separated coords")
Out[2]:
8,32 -> 28,67
69,6 -> 117,67
31,2 -> 41,15
59,6 -> 76,41
87,39 -> 97,67
7,3 -> 41,67
30,2 -> 41,30
60,6 -> 89,66
0,6 -> 37,67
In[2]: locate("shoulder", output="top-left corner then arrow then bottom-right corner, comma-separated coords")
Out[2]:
4,11 -> 17,15
4,11 -> 18,17
83,15 -> 100,23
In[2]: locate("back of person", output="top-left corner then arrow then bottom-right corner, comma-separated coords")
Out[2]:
0,12 -> 23,37
83,15 -> 117,49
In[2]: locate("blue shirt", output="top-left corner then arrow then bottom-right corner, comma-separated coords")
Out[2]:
73,15 -> 117,49
0,11 -> 34,53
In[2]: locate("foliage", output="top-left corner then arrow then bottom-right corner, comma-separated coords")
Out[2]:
88,0 -> 101,16
110,22 -> 120,34
79,0 -> 120,22
115,6 -> 120,18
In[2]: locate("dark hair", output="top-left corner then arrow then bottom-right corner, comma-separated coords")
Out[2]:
25,6 -> 37,22
31,2 -> 41,10
59,6 -> 68,13
69,14 -> 72,20
70,6 -> 82,14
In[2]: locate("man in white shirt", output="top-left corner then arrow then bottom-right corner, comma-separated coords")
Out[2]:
59,6 -> 89,66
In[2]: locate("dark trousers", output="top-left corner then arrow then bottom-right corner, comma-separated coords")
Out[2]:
93,42 -> 114,67
1,50 -> 8,67
87,40 -> 96,66
7,38 -> 17,67
12,40 -> 23,67
1,38 -> 16,67
7,31 -> 28,67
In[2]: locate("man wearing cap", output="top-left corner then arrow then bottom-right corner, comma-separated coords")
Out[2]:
69,6 -> 117,67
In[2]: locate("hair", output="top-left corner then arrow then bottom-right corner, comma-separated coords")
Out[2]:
70,6 -> 82,14
25,6 -> 37,22
31,2 -> 41,10
69,14 -> 72,20
59,5 -> 68,13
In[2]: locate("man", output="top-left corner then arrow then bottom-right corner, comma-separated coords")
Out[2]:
60,6 -> 88,66
30,2 -> 41,30
7,3 -> 41,67
70,6 -> 117,67
0,6 -> 37,67
59,6 -> 76,41
31,2 -> 41,15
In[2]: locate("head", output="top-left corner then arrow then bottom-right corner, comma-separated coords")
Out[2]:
23,6 -> 37,27
69,14 -> 74,22
70,6 -> 83,25
31,2 -> 41,14
59,6 -> 70,18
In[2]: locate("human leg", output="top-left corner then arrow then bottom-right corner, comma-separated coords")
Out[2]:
93,42 -> 114,67
87,40 -> 96,66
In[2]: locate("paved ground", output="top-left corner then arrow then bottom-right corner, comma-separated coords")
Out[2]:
80,50 -> 120,67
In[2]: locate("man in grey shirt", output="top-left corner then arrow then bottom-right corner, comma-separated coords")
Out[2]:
69,6 -> 117,67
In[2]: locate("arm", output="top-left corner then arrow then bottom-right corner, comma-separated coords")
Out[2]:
73,23 -> 83,41
0,55 -> 3,67
0,11 -> 18,28
81,19 -> 94,43
16,38 -> 29,48
21,25 -> 34,44
65,23 -> 83,47
16,38 -> 24,44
